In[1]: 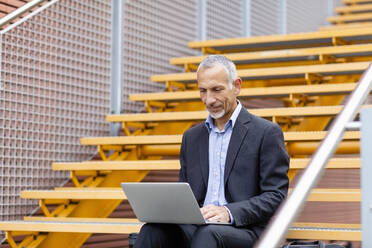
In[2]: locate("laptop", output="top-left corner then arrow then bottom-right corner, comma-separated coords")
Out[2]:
121,182 -> 231,225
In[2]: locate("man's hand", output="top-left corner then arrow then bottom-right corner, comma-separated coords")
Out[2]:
200,204 -> 230,223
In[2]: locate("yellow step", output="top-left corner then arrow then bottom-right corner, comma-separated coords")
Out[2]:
106,105 -> 372,123
336,3 -> 372,13
188,27 -> 372,53
328,12 -> 372,23
0,219 -> 361,241
170,44 -> 372,68
23,217 -> 140,223
0,219 -> 141,234
51,157 -> 361,172
21,188 -> 361,202
21,187 -> 126,200
343,0 -> 372,5
129,83 -> 357,102
80,131 -> 360,146
288,222 -> 361,241
151,62 -> 368,84
319,22 -> 372,31
52,160 -> 181,171
289,188 -> 361,202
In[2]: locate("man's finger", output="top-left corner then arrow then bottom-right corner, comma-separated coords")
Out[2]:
202,209 -> 218,219
200,204 -> 215,215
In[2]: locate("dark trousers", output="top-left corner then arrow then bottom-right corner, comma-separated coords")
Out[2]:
134,223 -> 258,248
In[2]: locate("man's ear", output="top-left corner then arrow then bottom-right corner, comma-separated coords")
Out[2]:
233,78 -> 242,95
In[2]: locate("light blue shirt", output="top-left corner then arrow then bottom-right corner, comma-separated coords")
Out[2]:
203,102 -> 242,223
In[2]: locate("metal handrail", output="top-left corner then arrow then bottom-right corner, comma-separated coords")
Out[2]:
255,62 -> 372,248
0,0 -> 47,29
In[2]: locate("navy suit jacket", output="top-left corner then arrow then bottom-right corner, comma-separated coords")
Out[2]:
179,107 -> 289,236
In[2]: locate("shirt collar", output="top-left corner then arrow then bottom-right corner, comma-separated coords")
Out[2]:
205,100 -> 242,132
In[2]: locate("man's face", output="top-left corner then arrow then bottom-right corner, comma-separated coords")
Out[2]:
197,64 -> 241,120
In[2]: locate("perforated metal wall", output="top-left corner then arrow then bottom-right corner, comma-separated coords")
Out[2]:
286,0 -> 336,33
121,0 -> 198,113
0,0 -> 111,235
250,0 -> 281,36
206,0 -> 243,40
248,0 -> 342,36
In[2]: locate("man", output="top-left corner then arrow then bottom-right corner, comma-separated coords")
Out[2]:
135,55 -> 289,247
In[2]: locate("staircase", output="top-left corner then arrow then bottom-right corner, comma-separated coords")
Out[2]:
0,0 -> 49,30
1,0 -> 372,247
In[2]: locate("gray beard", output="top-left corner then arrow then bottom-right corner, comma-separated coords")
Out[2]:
209,109 -> 225,119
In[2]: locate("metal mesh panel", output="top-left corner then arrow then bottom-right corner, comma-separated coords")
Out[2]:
286,0 -> 329,33
121,0 -> 198,113
206,0 -> 243,40
0,0 -> 111,239
250,0 -> 281,36
333,0 -> 343,9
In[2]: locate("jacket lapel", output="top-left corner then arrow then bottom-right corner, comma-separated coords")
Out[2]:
224,108 -> 251,184
199,125 -> 209,187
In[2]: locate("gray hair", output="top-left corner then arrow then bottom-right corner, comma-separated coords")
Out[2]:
197,55 -> 238,85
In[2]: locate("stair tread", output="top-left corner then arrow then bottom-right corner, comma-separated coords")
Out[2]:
20,187 -> 361,202
171,44 -> 372,67
336,3 -> 372,13
319,22 -> 372,31
329,12 -> 372,23
188,27 -> 372,52
52,157 -> 361,171
343,0 -> 372,4
106,105 -> 372,123
80,131 -> 361,145
151,62 -> 369,83
129,83 -> 357,102
0,219 -> 361,240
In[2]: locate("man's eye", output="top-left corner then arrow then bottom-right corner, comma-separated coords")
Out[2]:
215,88 -> 222,92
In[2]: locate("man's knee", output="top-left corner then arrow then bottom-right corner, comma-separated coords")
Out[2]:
139,223 -> 165,236
195,225 -> 223,237
135,223 -> 188,248
192,225 -> 223,247
135,223 -> 169,248
192,225 -> 258,248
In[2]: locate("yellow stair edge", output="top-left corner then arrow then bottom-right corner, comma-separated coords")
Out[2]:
0,220 -> 142,234
80,131 -> 361,146
328,12 -> 372,23
0,219 -> 361,240
187,26 -> 372,50
52,157 -> 360,171
336,3 -> 372,13
151,61 -> 369,83
106,105 -> 362,123
343,0 -> 372,5
129,83 -> 357,102
319,22 -> 372,31
170,44 -> 372,66
21,188 -> 361,202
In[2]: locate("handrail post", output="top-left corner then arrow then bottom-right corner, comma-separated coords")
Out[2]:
197,0 -> 206,41
255,63 -> 372,248
110,0 -> 122,136
242,0 -> 251,37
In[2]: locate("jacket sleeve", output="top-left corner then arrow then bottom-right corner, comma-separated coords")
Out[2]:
226,124 -> 289,227
179,132 -> 187,183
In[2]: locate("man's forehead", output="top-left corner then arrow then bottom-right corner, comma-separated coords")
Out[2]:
197,64 -> 229,82
198,64 -> 226,75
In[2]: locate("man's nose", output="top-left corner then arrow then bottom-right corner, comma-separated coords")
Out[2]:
205,91 -> 216,105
